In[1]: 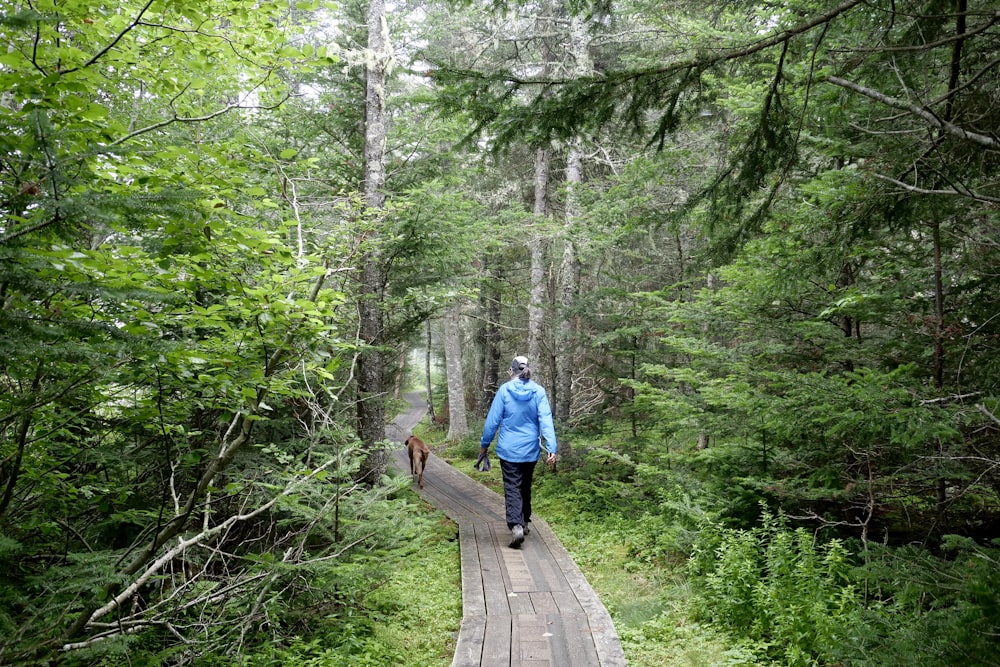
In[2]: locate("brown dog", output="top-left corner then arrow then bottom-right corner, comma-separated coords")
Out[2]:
405,435 -> 430,488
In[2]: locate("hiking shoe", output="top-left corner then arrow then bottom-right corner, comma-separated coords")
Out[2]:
523,523 -> 531,536
510,524 -> 524,548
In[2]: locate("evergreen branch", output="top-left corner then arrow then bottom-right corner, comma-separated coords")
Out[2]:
0,109 -> 65,245
927,53 -> 1000,115
436,0 -> 868,149
827,76 -> 1000,150
845,13 -> 999,54
0,215 -> 58,245
478,0 -> 868,88
0,370 -> 99,429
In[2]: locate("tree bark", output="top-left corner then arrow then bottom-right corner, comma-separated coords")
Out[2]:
554,13 -> 591,427
356,0 -> 392,484
444,299 -> 470,440
555,148 -> 581,423
480,258 -> 502,414
529,146 -> 550,382
425,319 -> 436,422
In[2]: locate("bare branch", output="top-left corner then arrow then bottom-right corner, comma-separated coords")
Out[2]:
918,392 -> 983,405
873,173 -> 1000,203
976,403 -> 1000,428
827,76 -> 1000,150
71,458 -> 338,637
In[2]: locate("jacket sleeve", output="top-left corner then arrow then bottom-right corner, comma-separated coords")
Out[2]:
480,388 -> 505,448
536,390 -> 557,454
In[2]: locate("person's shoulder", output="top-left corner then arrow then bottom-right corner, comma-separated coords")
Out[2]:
526,380 -> 547,395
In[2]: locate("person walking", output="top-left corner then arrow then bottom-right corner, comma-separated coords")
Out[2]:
479,355 -> 558,548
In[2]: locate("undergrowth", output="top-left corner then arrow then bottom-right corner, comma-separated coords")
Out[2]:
437,424 -> 1000,667
236,493 -> 461,667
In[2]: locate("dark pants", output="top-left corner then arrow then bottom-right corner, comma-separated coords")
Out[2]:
499,458 -> 537,530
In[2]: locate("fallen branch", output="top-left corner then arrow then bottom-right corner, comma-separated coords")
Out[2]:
66,457 -> 337,645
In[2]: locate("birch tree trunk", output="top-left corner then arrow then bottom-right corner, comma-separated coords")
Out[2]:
356,0 -> 392,484
444,299 -> 470,440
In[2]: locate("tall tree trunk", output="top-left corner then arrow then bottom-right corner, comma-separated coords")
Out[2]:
356,0 -> 392,484
425,319 -> 436,422
529,146 -> 550,382
555,145 -> 581,423
444,299 -> 470,440
480,258 -> 502,414
528,4 -> 555,393
554,13 -> 592,429
393,342 -> 406,400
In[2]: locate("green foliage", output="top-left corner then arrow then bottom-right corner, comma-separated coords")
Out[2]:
687,510 -> 862,666
847,538 -> 1000,667
237,511 -> 459,667
448,418 -> 1000,667
0,2 -> 406,664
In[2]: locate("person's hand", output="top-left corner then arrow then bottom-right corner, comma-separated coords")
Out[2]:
546,452 -> 557,470
475,447 -> 491,472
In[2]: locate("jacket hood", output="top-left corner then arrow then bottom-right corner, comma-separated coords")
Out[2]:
507,379 -> 537,401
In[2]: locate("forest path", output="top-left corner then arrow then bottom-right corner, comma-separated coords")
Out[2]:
388,392 -> 626,667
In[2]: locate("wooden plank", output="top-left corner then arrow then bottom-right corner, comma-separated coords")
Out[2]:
526,553 -> 563,594
477,523 -> 512,616
388,412 -> 626,667
509,611 -> 522,667
551,589 -> 585,615
482,614 -> 512,667
506,590 -> 535,615
528,591 -> 559,614
451,615 -> 486,667
530,519 -> 627,666
459,521 -> 486,617
515,613 -> 552,665
501,548 -> 535,593
487,524 -> 533,615
558,613 -> 601,666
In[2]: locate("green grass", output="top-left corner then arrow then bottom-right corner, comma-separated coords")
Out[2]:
238,492 -> 462,667
363,508 -> 462,666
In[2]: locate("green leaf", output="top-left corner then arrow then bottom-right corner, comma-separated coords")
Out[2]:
80,104 -> 108,120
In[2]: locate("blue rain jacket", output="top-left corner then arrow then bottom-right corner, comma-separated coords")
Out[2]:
480,379 -> 557,462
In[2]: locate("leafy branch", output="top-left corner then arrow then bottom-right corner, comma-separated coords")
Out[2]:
62,265 -> 330,642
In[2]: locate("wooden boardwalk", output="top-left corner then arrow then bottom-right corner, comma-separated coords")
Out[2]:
388,395 -> 626,667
